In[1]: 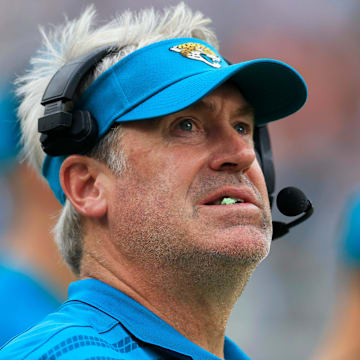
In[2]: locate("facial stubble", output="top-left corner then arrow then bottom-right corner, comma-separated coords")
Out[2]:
109,170 -> 272,300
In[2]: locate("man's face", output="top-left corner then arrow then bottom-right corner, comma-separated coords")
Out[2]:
107,83 -> 272,272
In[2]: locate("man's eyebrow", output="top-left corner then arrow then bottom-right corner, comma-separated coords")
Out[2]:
189,99 -> 254,117
232,104 -> 254,117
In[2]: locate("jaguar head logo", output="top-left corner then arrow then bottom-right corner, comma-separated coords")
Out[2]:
170,42 -> 222,68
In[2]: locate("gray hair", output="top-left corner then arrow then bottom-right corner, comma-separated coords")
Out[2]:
15,3 -> 219,275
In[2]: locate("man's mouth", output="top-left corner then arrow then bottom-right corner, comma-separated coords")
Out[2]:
207,197 -> 245,205
199,186 -> 261,208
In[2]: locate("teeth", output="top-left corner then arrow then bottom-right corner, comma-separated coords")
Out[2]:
219,197 -> 244,205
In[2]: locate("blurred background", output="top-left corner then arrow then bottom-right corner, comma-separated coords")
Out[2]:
1,0 -> 359,359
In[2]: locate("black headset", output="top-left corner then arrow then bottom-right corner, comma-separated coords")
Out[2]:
38,46 -> 112,157
38,45 -> 312,240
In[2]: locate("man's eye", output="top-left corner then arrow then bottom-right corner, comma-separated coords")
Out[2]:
234,123 -> 250,135
178,119 -> 194,131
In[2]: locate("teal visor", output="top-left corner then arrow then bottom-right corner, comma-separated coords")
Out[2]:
42,37 -> 307,204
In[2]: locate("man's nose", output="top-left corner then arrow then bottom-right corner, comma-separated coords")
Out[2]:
208,127 -> 256,173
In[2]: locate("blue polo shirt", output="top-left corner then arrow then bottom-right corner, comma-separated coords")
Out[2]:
0,279 -> 250,359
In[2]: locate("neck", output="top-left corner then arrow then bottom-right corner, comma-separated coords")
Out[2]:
81,231 -> 257,358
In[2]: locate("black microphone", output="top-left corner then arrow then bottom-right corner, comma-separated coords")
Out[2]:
272,186 -> 314,240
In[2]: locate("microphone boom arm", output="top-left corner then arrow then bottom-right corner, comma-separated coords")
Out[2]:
286,206 -> 314,229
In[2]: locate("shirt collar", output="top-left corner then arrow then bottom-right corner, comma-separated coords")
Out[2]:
67,279 -> 250,360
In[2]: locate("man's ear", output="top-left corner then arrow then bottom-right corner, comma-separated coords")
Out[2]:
60,155 -> 110,218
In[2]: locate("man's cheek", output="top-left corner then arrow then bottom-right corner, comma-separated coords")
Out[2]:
249,161 -> 268,193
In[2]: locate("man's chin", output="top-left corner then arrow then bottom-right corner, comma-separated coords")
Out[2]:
199,225 -> 272,265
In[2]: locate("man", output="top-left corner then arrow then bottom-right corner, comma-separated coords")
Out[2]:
0,3 -> 307,359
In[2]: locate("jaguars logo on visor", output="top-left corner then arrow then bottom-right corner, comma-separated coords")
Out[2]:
170,42 -> 222,68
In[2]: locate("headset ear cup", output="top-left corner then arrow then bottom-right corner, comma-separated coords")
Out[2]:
40,110 -> 98,156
